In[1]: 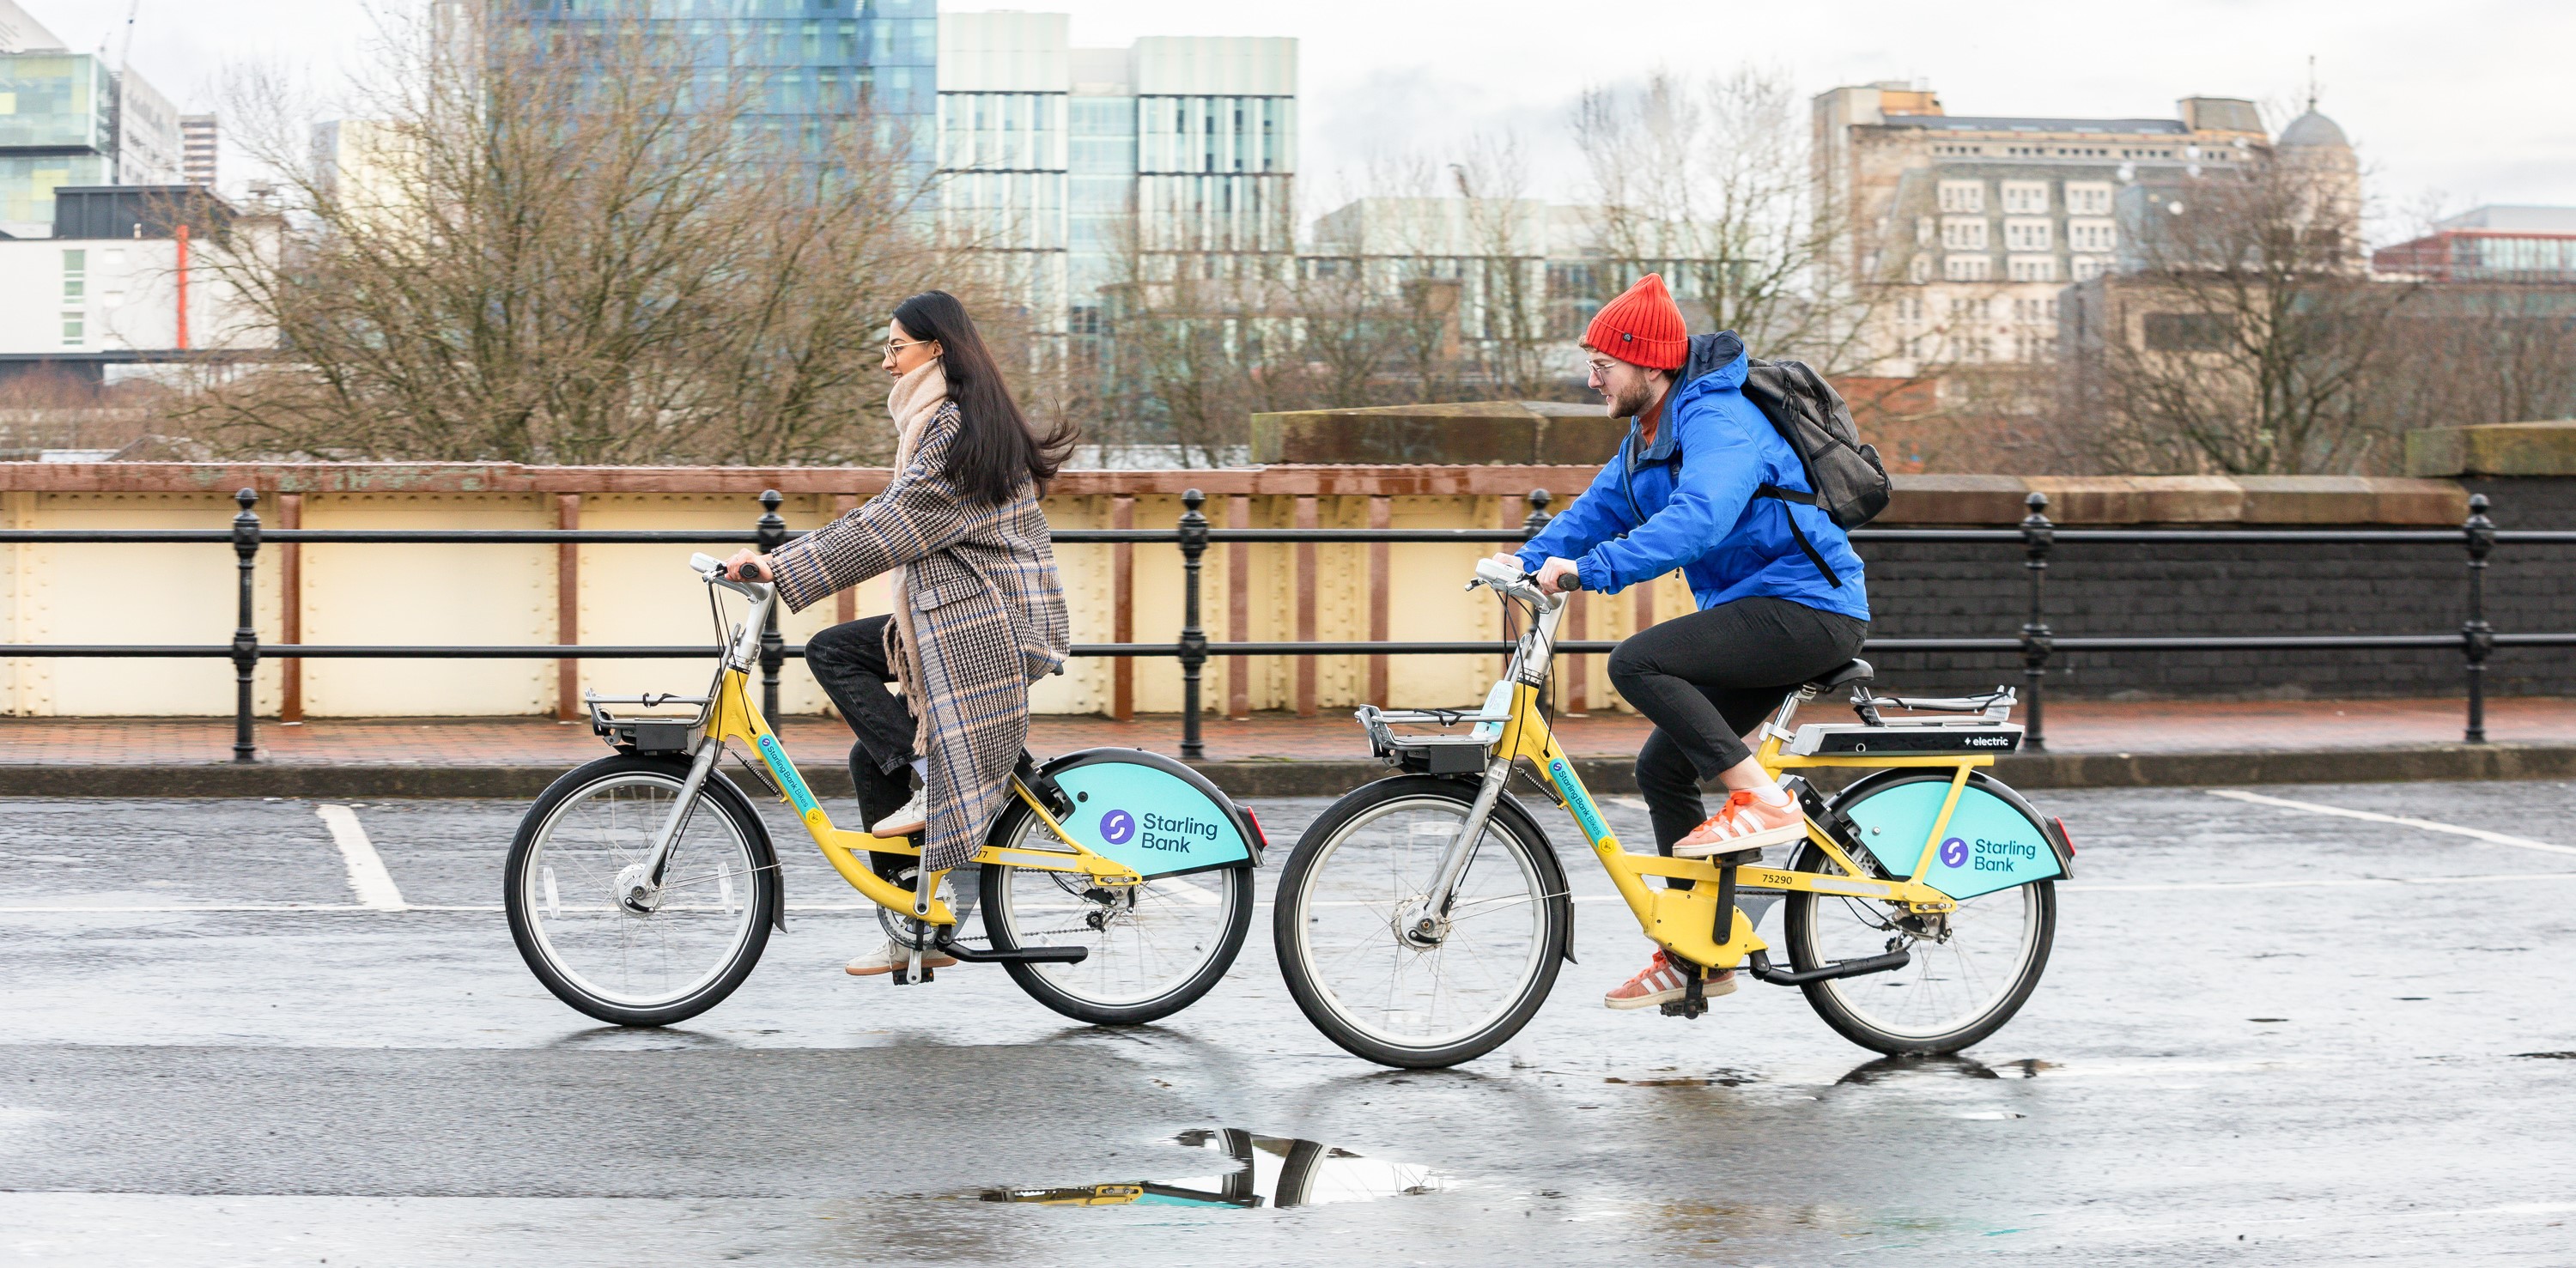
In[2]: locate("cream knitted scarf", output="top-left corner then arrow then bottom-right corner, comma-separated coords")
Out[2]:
882,358 -> 948,752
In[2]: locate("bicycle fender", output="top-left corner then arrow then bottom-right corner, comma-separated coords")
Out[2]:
692,764 -> 789,933
1033,748 -> 1260,878
1827,769 -> 2063,900
1486,790 -> 1577,965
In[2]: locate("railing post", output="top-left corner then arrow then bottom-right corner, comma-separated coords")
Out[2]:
1522,488 -> 1553,538
1507,488 -> 1551,671
1177,488 -> 1209,761
2019,492 -> 2054,751
229,488 -> 261,763
756,489 -> 787,720
2463,492 -> 2495,744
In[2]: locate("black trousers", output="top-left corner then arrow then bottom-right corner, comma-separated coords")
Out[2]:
1607,597 -> 1869,855
804,614 -> 920,830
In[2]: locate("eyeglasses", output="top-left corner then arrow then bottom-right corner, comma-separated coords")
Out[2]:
885,337 -> 934,355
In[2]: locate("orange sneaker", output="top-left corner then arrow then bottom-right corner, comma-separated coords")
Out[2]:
1603,949 -> 1737,1010
1672,787 -> 1806,858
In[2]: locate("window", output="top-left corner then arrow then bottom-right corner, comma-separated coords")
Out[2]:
1937,180 -> 1984,214
61,312 -> 82,346
61,248 -> 84,302
2002,180 -> 2050,214
2065,182 -> 2113,215
2003,218 -> 2052,252
2068,219 -> 2117,252
2071,257 -> 2107,282
2008,256 -> 2058,282
1907,254 -> 1933,283
1943,254 -> 1991,282
1940,217 -> 1987,250
2143,312 -> 2233,352
1914,215 -> 1933,246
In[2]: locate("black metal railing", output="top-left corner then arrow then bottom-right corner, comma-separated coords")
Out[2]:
4,486 -> 2571,763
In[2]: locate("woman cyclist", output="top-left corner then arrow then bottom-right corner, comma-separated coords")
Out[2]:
725,290 -> 1075,979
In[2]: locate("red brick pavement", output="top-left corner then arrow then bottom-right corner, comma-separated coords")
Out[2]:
0,696 -> 2567,767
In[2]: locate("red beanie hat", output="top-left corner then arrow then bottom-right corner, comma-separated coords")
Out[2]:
1583,273 -> 1686,371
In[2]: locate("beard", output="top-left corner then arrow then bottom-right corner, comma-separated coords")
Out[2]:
1603,376 -> 1658,419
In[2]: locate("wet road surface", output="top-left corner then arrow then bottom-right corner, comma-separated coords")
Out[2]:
4,780 -> 2575,1264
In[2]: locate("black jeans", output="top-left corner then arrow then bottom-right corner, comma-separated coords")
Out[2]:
1607,597 -> 1869,855
805,615 -> 919,830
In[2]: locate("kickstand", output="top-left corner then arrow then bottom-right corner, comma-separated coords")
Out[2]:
1661,962 -> 1710,1019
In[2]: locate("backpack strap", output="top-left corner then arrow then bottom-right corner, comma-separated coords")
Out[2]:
1753,484 -> 1844,589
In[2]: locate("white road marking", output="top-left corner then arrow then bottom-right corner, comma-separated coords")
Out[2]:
2207,788 -> 2576,856
2072,870 -> 2576,893
314,804 -> 407,911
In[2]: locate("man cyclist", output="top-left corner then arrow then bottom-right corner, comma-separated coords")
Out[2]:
1497,273 -> 1870,1012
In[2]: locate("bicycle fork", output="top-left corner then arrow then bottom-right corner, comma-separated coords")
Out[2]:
623,737 -> 722,913
1409,758 -> 1513,945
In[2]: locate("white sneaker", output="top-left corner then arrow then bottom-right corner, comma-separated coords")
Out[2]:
871,790 -> 927,838
846,940 -> 957,977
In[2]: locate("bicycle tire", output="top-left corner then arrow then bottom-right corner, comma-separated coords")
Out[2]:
979,800 -> 1255,1026
505,754 -> 779,1028
1783,770 -> 2056,1055
1273,776 -> 1569,1069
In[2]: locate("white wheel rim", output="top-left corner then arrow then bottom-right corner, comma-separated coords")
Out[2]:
523,774 -> 760,1010
1291,796 -> 1550,1052
986,812 -> 1242,1009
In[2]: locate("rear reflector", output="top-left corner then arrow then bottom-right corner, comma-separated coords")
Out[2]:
1241,806 -> 1271,852
2050,816 -> 2075,856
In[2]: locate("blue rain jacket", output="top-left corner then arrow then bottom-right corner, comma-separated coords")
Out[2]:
1516,331 -> 1869,622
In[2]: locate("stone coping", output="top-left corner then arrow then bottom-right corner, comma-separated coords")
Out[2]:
0,462 -> 2471,525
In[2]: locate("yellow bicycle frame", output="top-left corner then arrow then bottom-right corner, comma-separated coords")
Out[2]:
701,665 -> 1142,926
1504,681 -> 1977,970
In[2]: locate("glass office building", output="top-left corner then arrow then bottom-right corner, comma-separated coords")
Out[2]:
502,0 -> 939,179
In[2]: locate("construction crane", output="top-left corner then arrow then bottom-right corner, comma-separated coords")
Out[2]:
114,0 -> 140,72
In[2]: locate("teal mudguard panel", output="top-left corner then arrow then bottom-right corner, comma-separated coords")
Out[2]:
1840,779 -> 2060,900
1050,759 -> 1251,877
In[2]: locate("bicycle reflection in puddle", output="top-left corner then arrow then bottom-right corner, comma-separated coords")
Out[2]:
982,1128 -> 1446,1209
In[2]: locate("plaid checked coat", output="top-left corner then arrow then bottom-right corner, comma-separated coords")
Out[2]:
770,400 -> 1071,871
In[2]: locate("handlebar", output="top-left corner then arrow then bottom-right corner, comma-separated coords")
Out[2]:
689,552 -> 774,585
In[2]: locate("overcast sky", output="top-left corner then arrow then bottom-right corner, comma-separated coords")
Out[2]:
53,0 -> 2576,239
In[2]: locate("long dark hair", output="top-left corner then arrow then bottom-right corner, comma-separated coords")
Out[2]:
892,290 -> 1077,504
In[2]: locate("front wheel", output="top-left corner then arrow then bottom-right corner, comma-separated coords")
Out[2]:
1783,773 -> 2057,1054
1273,776 -> 1567,1069
505,755 -> 777,1028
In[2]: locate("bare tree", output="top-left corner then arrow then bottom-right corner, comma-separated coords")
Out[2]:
189,6 -> 969,464
2068,156 -> 2421,474
1576,68 -> 1881,374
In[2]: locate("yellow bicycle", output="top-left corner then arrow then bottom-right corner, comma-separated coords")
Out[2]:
505,555 -> 1263,1028
1273,559 -> 2071,1068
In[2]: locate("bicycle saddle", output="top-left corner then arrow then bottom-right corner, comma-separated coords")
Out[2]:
1803,658 -> 1874,694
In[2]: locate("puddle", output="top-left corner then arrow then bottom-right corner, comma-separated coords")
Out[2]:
981,1129 -> 1446,1210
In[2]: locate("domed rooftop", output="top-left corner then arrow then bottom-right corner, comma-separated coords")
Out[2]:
2278,109 -> 2349,149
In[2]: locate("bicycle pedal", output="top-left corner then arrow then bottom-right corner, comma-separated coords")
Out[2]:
1659,997 -> 1710,1019
1715,846 -> 1764,866
888,966 -> 934,986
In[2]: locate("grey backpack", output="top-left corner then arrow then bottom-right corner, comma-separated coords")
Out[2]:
1738,358 -> 1890,587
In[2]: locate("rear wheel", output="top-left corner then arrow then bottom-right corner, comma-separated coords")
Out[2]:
1273,777 -> 1565,1069
979,801 -> 1253,1026
1783,774 -> 2055,1054
505,755 -> 775,1028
